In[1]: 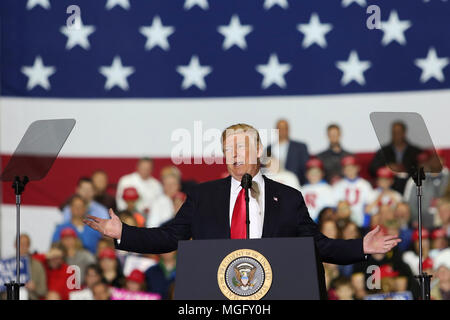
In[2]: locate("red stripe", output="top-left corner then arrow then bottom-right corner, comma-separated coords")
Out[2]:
1,150 -> 448,207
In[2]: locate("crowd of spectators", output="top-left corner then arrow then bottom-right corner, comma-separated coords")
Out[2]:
2,120 -> 449,300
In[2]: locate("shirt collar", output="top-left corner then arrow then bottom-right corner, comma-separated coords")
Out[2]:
231,170 -> 264,194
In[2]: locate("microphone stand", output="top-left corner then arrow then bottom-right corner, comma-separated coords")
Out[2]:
411,166 -> 431,300
241,174 -> 252,240
5,176 -> 28,300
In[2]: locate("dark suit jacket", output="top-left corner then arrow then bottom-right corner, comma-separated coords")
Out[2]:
266,140 -> 309,185
116,175 -> 365,265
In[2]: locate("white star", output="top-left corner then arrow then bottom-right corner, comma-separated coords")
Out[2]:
380,11 -> 412,46
256,54 -> 292,89
415,47 -> 449,83
139,16 -> 175,51
21,56 -> 56,91
184,0 -> 209,10
105,0 -> 130,10
341,0 -> 366,7
297,13 -> 333,49
26,0 -> 50,10
60,19 -> 96,50
217,15 -> 253,50
99,56 -> 135,91
336,50 -> 371,86
176,55 -> 212,90
263,0 -> 289,10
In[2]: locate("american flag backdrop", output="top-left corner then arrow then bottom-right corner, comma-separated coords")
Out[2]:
1,0 -> 450,256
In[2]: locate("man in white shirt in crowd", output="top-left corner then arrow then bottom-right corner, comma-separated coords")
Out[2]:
116,158 -> 163,216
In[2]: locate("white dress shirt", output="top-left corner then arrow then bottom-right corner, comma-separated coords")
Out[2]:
229,171 -> 265,239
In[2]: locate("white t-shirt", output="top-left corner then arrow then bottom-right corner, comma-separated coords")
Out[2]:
116,172 -> 163,214
332,177 -> 373,227
301,181 -> 335,222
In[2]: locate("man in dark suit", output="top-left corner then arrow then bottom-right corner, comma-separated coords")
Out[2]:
85,124 -> 401,266
266,119 -> 309,185
369,121 -> 422,194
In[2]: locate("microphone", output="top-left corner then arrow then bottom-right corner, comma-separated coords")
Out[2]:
240,173 -> 253,190
240,173 -> 252,240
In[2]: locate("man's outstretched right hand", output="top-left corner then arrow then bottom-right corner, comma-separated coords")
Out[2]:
84,208 -> 123,240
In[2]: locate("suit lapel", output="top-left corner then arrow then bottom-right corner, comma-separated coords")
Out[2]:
217,175 -> 231,237
262,176 -> 280,237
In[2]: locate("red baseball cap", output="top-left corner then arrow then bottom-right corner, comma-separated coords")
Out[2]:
376,166 -> 394,179
422,257 -> 434,270
431,228 -> 447,240
380,264 -> 399,278
99,247 -> 117,260
122,187 -> 139,201
412,228 -> 430,242
60,227 -> 78,239
341,156 -> 357,167
306,158 -> 323,170
126,269 -> 145,284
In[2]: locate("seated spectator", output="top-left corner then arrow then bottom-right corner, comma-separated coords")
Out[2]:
323,262 -> 340,297
369,121 -> 422,194
121,187 -> 146,227
350,272 -> 367,300
265,119 -> 309,185
91,170 -> 117,212
316,123 -> 353,185
145,168 -> 175,227
98,248 -> 125,289
116,158 -> 163,216
316,207 -> 336,227
319,219 -> 339,239
92,281 -> 112,300
338,221 -> 361,277
340,221 -> 361,240
437,197 -> 450,238
333,156 -> 373,228
69,264 -> 103,300
332,276 -> 354,300
402,228 -> 432,276
52,195 -> 102,254
145,251 -> 176,300
300,158 -> 334,221
59,227 -> 96,284
429,228 -> 449,259
160,166 -> 187,213
45,291 -> 61,300
403,150 -> 449,230
394,202 -> 413,252
44,247 -> 71,300
366,167 -> 402,216
62,177 -> 109,222
431,249 -> 450,300
354,246 -> 418,298
335,200 -> 352,230
262,156 -> 301,190
125,269 -> 146,292
18,234 -> 47,300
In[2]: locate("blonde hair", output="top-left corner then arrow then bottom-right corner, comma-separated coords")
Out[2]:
160,166 -> 181,181
221,123 -> 262,151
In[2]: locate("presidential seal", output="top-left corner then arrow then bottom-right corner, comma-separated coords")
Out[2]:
217,249 -> 272,300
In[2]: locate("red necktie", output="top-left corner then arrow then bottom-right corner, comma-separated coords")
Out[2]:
231,188 -> 246,239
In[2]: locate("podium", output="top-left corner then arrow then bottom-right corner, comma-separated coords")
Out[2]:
174,237 -> 327,300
